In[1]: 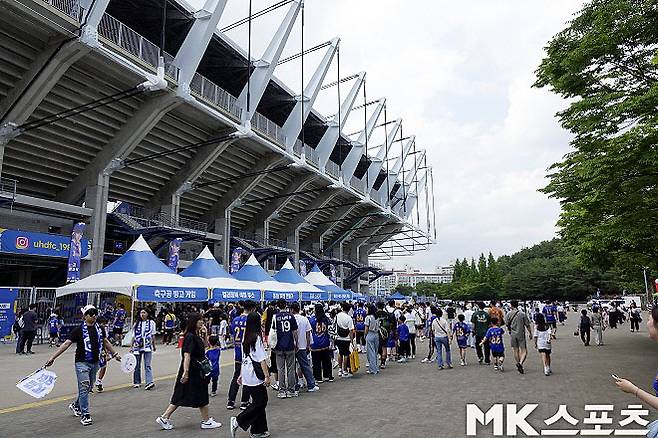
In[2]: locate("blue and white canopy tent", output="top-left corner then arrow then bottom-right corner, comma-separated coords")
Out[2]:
233,254 -> 298,302
273,259 -> 326,301
304,264 -> 353,301
181,247 -> 261,302
386,291 -> 407,301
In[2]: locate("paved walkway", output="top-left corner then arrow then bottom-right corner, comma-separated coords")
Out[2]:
0,312 -> 657,437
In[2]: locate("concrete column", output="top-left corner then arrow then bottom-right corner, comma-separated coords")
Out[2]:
81,173 -> 110,276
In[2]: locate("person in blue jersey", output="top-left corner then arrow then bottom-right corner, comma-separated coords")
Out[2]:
482,317 -> 505,372
111,303 -> 127,346
452,314 -> 471,366
206,335 -> 221,397
227,301 -> 254,410
309,303 -> 334,383
44,305 -> 121,426
542,300 -> 558,335
353,302 -> 367,353
614,306 -> 658,437
273,300 -> 298,397
48,312 -> 62,347
396,315 -> 410,363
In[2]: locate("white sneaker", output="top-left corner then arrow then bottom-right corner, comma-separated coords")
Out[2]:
307,385 -> 320,392
230,416 -> 239,438
420,358 -> 430,363
200,417 -> 222,429
156,416 -> 174,430
271,382 -> 279,391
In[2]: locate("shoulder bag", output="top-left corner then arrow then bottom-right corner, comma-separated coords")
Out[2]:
267,317 -> 278,349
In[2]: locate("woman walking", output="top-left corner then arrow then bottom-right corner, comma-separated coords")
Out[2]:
132,309 -> 156,390
629,302 -> 641,333
533,313 -> 553,376
156,313 -> 221,430
309,304 -> 334,383
364,304 -> 380,374
432,308 -> 453,369
230,312 -> 271,438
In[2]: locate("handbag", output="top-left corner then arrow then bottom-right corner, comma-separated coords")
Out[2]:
247,352 -> 266,381
267,317 -> 278,349
349,349 -> 360,374
197,357 -> 212,378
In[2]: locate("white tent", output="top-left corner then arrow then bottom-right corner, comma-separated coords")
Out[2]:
273,259 -> 324,293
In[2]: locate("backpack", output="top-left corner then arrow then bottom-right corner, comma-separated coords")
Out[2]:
378,312 -> 396,339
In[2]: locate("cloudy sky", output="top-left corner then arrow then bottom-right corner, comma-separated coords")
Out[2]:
207,0 -> 586,271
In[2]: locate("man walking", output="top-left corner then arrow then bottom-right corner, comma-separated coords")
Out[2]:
291,302 -> 318,392
18,303 -> 37,354
471,302 -> 491,365
273,300 -> 298,398
335,302 -> 355,377
504,300 -> 533,374
227,301 -> 253,410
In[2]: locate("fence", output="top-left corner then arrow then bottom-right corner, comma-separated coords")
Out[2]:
350,176 -> 366,194
251,112 -> 286,147
190,73 -> 242,120
41,0 -> 80,20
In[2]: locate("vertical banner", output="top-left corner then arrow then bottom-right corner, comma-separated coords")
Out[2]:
66,222 -> 86,283
299,260 -> 307,277
329,264 -> 337,284
0,288 -> 18,338
230,247 -> 243,274
166,238 -> 183,271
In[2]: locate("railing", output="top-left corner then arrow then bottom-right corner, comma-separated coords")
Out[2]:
350,176 -> 366,194
251,112 -> 286,147
304,144 -> 320,168
0,178 -> 17,201
325,160 -> 340,180
98,14 -> 179,81
41,0 -> 80,20
293,139 -> 303,158
190,72 -> 241,120
111,204 -> 208,233
233,230 -> 289,250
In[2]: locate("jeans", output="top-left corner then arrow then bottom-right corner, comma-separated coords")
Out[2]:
311,349 -> 333,381
475,334 -> 490,363
133,351 -> 153,385
365,332 -> 379,373
74,361 -> 100,415
236,384 -> 268,434
275,350 -> 296,393
228,362 -> 249,405
435,336 -> 451,367
295,350 -> 315,388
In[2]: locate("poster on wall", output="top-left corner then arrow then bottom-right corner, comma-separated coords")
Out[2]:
166,238 -> 183,271
66,222 -> 86,283
299,260 -> 307,277
329,264 -> 337,284
0,288 -> 18,338
230,247 -> 243,274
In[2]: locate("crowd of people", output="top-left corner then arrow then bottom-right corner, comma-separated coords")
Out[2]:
37,296 -> 647,436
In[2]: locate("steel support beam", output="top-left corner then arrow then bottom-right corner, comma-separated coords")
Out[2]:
340,98 -> 385,182
379,135 -> 414,197
315,71 -> 366,171
397,170 -> 428,218
281,38 -> 339,153
365,119 -> 401,193
391,149 -> 425,208
276,187 -> 340,240
237,0 -> 302,124
301,203 -> 364,249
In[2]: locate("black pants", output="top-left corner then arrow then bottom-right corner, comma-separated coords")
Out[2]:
268,350 -> 278,374
18,330 -> 35,353
356,331 -> 365,347
399,340 -> 410,358
163,329 -> 174,344
631,318 -> 640,331
227,362 -> 249,405
475,335 -> 490,363
311,349 -> 333,381
426,333 -> 435,360
236,384 -> 268,434
409,333 -> 417,356
580,328 -> 590,345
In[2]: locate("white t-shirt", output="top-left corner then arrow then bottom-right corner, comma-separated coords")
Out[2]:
534,328 -> 552,350
404,311 -> 416,334
335,312 -> 355,341
241,338 -> 268,386
464,310 -> 474,327
294,314 -> 312,350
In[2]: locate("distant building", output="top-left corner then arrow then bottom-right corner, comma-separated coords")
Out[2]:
371,265 -> 453,295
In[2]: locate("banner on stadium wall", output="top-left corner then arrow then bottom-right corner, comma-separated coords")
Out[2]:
263,291 -> 300,302
330,291 -> 352,302
212,289 -> 261,302
299,260 -> 307,277
230,247 -> 243,274
329,264 -> 337,284
0,288 -> 18,338
135,286 -> 208,302
0,228 -> 90,259
301,291 -> 329,301
66,222 -> 86,283
166,238 -> 182,271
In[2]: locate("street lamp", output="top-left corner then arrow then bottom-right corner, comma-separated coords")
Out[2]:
643,267 -> 651,307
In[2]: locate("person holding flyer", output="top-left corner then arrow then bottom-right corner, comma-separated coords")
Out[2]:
44,305 -> 121,426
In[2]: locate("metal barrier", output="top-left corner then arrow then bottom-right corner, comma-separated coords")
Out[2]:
41,0 -> 80,19
112,204 -> 208,233
350,176 -> 366,194
190,73 -> 241,120
325,160 -> 340,180
293,139 -> 303,157
252,112 -> 286,147
304,144 -> 320,168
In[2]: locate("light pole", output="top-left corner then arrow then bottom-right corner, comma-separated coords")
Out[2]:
643,267 -> 650,307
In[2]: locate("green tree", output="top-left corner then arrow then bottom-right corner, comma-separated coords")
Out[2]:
487,252 -> 503,292
395,285 -> 415,296
477,253 -> 488,282
534,0 -> 658,274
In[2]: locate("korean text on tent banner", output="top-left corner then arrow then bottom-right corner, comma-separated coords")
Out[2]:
0,288 -> 18,338
263,291 -> 300,302
136,286 -> 208,302
66,222 -> 86,283
213,289 -> 261,302
301,291 -> 329,301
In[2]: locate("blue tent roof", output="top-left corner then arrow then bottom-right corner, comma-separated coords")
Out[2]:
180,247 -> 232,279
273,259 -> 308,284
387,292 -> 406,300
233,254 -> 274,282
100,235 -> 172,274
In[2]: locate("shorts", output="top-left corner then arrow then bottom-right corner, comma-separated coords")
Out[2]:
112,327 -> 123,335
538,348 -> 552,355
457,341 -> 468,349
415,324 -> 424,331
335,340 -> 351,357
547,321 -> 557,329
510,335 -> 527,349
491,351 -> 505,358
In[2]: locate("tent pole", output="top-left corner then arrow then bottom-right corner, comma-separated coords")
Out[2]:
130,287 -> 136,330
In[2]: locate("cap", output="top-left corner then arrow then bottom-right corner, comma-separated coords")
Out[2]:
213,302 -> 220,308
81,304 -> 98,315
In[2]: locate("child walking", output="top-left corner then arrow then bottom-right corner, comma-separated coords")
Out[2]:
482,317 -> 505,371
452,314 -> 470,366
48,313 -> 62,347
206,335 -> 221,397
397,315 -> 410,363
534,313 -> 554,376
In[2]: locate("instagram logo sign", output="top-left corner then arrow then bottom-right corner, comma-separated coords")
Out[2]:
15,236 -> 29,250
